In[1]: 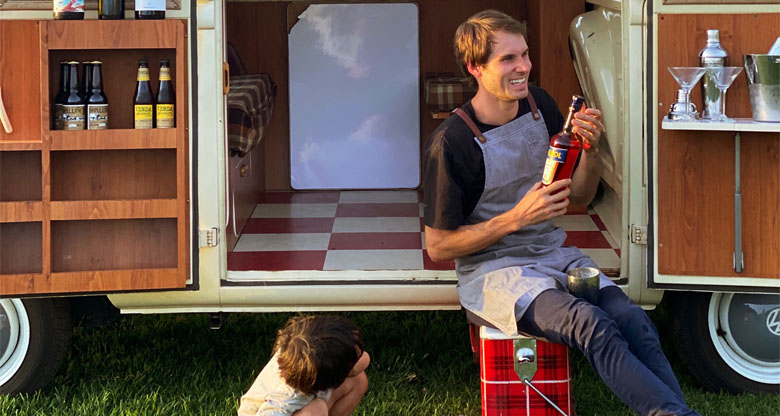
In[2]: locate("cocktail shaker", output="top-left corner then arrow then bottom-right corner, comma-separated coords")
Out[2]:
699,29 -> 728,119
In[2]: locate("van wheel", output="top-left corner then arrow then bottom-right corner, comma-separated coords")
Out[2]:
669,291 -> 780,393
0,298 -> 71,395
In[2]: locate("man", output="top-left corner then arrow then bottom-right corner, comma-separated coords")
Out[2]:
422,10 -> 698,416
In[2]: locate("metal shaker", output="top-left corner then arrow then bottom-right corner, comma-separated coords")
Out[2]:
699,29 -> 728,119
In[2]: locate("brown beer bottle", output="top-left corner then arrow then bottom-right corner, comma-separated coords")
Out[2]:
133,60 -> 155,129
86,61 -> 108,130
63,61 -> 85,131
541,95 -> 585,186
53,61 -> 69,130
155,59 -> 175,128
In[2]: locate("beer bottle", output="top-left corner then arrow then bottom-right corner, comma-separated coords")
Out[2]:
53,61 -> 69,130
542,95 -> 585,186
134,60 -> 155,129
53,0 -> 85,20
99,0 -> 124,20
63,61 -> 85,131
79,61 -> 93,101
135,0 -> 165,19
86,61 -> 109,130
156,59 -> 175,128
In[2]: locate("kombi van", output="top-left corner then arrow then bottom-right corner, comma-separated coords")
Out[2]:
0,0 -> 777,396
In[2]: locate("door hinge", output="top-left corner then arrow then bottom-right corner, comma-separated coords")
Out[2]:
199,228 -> 220,248
630,224 -> 647,245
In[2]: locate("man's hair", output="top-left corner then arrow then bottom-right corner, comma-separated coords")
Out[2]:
454,9 -> 528,84
274,315 -> 364,395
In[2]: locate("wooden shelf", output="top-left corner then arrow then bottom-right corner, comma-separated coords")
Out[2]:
662,118 -> 780,133
431,111 -> 451,119
0,269 -> 179,296
50,199 -> 177,220
0,141 -> 42,151
46,20 -> 184,50
50,128 -> 178,150
0,201 -> 43,223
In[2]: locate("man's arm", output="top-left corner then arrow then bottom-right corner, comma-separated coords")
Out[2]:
425,179 -> 571,262
569,107 -> 604,206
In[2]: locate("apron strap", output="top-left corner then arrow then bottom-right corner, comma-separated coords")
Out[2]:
452,108 -> 487,143
526,92 -> 541,121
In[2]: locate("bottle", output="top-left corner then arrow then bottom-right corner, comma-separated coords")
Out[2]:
134,60 -> 155,129
135,0 -> 165,19
86,62 -> 109,130
542,95 -> 586,186
99,0 -> 125,20
699,29 -> 728,120
53,0 -> 85,20
156,59 -> 175,128
79,61 -> 93,102
63,61 -> 85,131
53,61 -> 69,130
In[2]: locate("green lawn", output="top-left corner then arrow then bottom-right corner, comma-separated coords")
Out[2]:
1,302 -> 777,415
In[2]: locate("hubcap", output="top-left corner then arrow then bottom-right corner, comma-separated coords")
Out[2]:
0,299 -> 30,387
709,293 -> 780,384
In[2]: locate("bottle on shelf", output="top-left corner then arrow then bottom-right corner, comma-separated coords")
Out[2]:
156,59 -> 175,128
135,0 -> 165,20
63,61 -> 85,131
699,29 -> 728,120
86,62 -> 109,130
79,61 -> 93,102
99,0 -> 125,20
53,0 -> 85,20
542,95 -> 586,186
134,60 -> 156,129
53,61 -> 69,131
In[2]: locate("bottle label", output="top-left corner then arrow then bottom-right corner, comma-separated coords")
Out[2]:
135,0 -> 165,12
54,104 -> 64,130
137,68 -> 150,82
134,105 -> 154,129
54,0 -> 84,13
87,104 -> 109,130
156,104 -> 175,128
542,146 -> 567,186
160,68 -> 171,81
63,105 -> 85,130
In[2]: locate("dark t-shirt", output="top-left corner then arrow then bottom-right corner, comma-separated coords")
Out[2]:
422,86 -> 564,230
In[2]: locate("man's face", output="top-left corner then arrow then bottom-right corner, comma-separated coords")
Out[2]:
472,31 -> 532,101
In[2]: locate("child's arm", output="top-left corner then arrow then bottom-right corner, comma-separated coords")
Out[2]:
348,351 -> 370,377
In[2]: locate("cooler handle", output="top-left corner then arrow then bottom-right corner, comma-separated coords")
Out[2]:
0,86 -> 12,133
522,379 -> 569,416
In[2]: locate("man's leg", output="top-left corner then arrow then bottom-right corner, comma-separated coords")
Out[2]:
327,372 -> 368,416
597,286 -> 686,402
293,398 -> 329,416
517,289 -> 698,416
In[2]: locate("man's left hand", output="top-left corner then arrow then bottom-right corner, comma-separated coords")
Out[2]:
572,105 -> 604,153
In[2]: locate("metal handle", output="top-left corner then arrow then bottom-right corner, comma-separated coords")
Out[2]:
223,62 -> 230,95
523,378 -> 569,416
0,86 -> 13,133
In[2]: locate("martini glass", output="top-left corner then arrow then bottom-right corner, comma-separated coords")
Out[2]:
706,66 -> 743,122
668,67 -> 706,121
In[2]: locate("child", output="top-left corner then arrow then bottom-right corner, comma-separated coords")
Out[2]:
238,315 -> 370,416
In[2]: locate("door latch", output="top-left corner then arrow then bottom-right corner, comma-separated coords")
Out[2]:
630,224 -> 647,245
199,227 -> 220,248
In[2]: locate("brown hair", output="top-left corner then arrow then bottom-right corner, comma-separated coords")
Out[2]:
454,9 -> 528,84
274,315 -> 364,395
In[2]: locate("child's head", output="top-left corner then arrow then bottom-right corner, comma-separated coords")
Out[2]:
274,315 -> 364,395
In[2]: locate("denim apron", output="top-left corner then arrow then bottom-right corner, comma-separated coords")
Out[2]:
453,95 -> 614,336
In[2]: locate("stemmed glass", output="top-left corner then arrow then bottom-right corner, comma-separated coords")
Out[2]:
705,67 -> 743,122
668,67 -> 706,121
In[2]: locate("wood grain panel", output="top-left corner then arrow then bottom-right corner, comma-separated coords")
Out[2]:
52,219 -> 177,272
0,142 -> 41,151
0,0 -> 181,11
0,202 -> 43,223
50,149 -> 176,200
0,222 -> 42,275
0,21 -> 41,142
50,199 -> 177,220
50,128 -> 177,150
657,13 -> 780,278
46,19 -> 182,50
0,269 -> 180,296
0,151 -> 41,201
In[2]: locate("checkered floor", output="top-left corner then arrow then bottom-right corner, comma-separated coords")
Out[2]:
227,190 -> 620,273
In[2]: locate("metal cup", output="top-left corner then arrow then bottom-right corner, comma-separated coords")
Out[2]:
567,267 -> 600,304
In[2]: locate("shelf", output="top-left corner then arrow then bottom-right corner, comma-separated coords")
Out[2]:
0,222 -> 42,275
50,199 -> 177,220
50,128 -> 178,150
662,118 -> 780,133
0,269 -> 180,296
46,20 -> 184,50
0,201 -> 43,223
0,141 -> 42,151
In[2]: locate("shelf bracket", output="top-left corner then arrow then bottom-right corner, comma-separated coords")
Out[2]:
733,131 -> 744,273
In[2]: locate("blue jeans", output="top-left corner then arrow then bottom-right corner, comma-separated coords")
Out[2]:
517,287 -> 699,416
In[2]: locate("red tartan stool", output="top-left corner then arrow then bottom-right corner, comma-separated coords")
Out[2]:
467,316 -> 574,416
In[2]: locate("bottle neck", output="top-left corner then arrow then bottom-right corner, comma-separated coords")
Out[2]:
159,67 -> 171,82
68,66 -> 79,92
91,65 -> 103,90
59,65 -> 69,92
137,66 -> 150,82
562,109 -> 577,134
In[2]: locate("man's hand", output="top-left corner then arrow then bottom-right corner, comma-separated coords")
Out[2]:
509,179 -> 571,228
572,105 -> 604,153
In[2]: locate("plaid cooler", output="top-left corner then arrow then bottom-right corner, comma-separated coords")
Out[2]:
480,327 -> 573,416
424,73 -> 476,113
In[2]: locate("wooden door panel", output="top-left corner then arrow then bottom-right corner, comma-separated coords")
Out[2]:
0,20 -> 42,142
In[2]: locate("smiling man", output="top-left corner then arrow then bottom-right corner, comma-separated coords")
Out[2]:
422,9 -> 699,416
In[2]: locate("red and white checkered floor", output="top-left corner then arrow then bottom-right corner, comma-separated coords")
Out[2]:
227,190 -> 620,273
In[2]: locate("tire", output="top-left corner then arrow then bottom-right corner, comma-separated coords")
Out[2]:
0,298 -> 71,395
669,291 -> 780,394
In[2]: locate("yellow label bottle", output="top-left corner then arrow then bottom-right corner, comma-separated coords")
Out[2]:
133,60 -> 155,129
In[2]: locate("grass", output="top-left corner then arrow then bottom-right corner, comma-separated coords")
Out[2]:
1,302 -> 778,415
